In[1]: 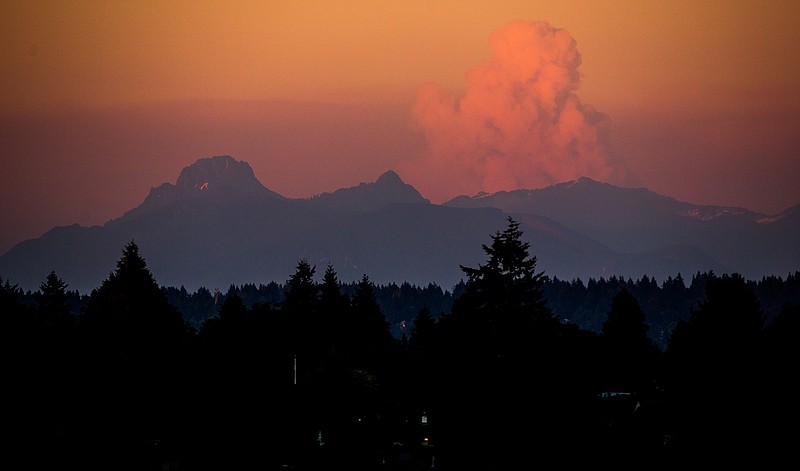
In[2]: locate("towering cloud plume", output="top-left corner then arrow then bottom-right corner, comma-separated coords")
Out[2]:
400,20 -> 634,202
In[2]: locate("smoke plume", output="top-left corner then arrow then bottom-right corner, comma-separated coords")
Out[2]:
400,20 -> 634,202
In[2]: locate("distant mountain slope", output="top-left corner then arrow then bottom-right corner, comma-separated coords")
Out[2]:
1,157 -> 796,294
445,177 -> 761,250
307,170 -> 430,211
120,155 -> 285,218
445,177 -> 800,280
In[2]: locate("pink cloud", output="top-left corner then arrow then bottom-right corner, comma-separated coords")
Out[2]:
400,20 -> 635,203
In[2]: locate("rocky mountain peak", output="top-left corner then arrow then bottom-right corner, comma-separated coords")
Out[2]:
175,155 -> 269,195
307,170 -> 430,211
124,155 -> 284,217
375,169 -> 402,185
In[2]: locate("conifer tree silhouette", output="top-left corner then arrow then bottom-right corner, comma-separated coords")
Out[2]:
434,217 -> 573,469
281,258 -> 320,378
76,241 -> 195,465
600,287 -> 661,393
347,273 -> 393,371
663,273 -> 766,465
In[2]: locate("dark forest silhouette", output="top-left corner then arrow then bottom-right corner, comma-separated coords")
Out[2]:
2,217 -> 799,469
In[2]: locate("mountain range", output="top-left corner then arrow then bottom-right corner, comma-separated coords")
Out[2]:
2,155 -> 798,294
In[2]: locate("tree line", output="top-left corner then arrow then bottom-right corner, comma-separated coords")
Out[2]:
2,217 -> 799,469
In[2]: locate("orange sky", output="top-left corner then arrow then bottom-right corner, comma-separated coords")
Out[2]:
2,0 -> 799,255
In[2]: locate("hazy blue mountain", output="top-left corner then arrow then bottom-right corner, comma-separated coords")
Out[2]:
307,169 -> 430,211
1,157 -> 795,294
122,154 -> 285,217
445,177 -> 800,281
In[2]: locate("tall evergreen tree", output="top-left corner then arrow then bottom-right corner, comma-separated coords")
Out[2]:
282,258 -> 318,312
319,264 -> 349,330
663,272 -> 766,464
600,287 -> 661,393
318,264 -> 350,361
35,270 -> 74,332
435,217 -> 574,469
449,216 -> 558,359
76,241 -> 195,460
347,273 -> 393,369
280,258 -> 321,381
1,276 -> 26,337
80,240 -> 193,354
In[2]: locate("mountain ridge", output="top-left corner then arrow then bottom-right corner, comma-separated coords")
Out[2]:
1,156 -> 797,294
306,169 -> 430,211
445,176 -> 800,284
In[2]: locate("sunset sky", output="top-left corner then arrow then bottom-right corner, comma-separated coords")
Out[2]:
2,0 -> 799,256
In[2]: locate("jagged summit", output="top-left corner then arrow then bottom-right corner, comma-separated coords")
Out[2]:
119,156 -> 284,217
175,155 -> 276,196
1,160 -> 796,295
